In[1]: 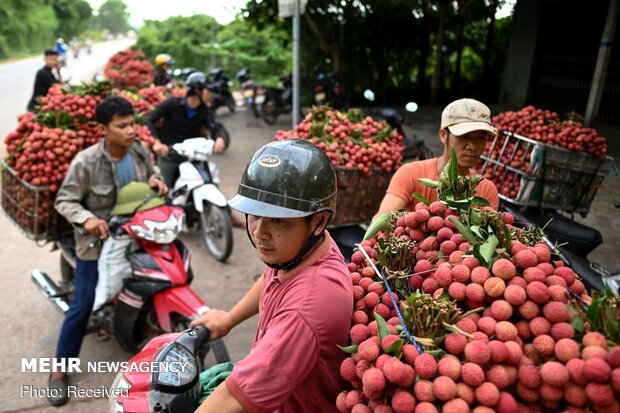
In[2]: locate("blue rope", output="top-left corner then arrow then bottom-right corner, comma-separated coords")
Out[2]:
356,244 -> 424,355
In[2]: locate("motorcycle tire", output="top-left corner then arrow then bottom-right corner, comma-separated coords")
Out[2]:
200,203 -> 233,262
261,96 -> 279,125
225,94 -> 236,113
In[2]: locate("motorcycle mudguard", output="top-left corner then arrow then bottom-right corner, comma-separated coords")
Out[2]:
193,183 -> 228,210
153,286 -> 209,332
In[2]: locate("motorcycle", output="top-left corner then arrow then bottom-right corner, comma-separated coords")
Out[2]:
236,68 -> 262,118
206,68 -> 236,114
312,71 -> 346,109
261,72 -> 294,125
31,189 -> 231,357
501,201 -> 620,294
109,326 -> 215,412
169,137 -> 234,262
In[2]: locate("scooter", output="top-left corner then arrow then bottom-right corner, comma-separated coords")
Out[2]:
261,72 -> 293,125
313,71 -> 346,109
31,189 -> 231,357
169,137 -> 233,262
236,68 -> 261,118
207,68 -> 235,113
501,201 -> 620,294
109,326 -> 214,412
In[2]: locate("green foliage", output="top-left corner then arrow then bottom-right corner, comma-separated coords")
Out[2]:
0,0 -> 58,59
136,15 -> 290,87
51,0 -> 93,40
96,0 -> 131,34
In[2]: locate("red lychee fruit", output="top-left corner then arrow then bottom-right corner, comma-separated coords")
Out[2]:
448,250 -> 465,264
461,362 -> 486,387
554,266 -> 576,285
414,259 -> 433,274
570,279 -> 586,295
488,340 -> 509,363
433,266 -> 453,288
548,284 -> 569,303
564,383 -> 587,407
536,262 -> 555,275
442,398 -> 469,413
518,364 -> 542,389
585,383 -> 616,407
518,301 -> 540,320
611,368 -> 620,393
539,361 -> 569,387
492,258 -> 516,280
496,391 -> 517,413
336,391 -> 349,412
533,334 -> 556,357
508,275 -> 528,289
475,382 -> 500,406
433,375 -> 457,401
352,404 -> 372,413
358,338 -> 381,362
582,331 -> 608,348
451,264 -> 471,283
583,357 -> 612,383
477,317 -> 497,336
543,301 -> 570,323
351,324 -> 371,344
515,320 -> 533,340
438,355 -> 462,381
375,354 -> 391,370
437,227 -> 454,242
504,284 -> 527,306
365,292 -> 380,308
414,379 -> 436,402
422,277 -> 439,295
486,365 -> 510,389
465,341 -> 491,366
362,367 -> 386,392
384,357 -> 415,388
532,244 -> 551,263
414,402 -> 438,413
456,382 -> 475,405
471,266 -> 491,285
415,209 -> 431,223
445,333 -> 468,356
410,274 -> 424,290
550,321 -> 575,340
455,317 -> 477,334
353,310 -> 369,325
484,277 -> 506,298
490,300 -> 514,321
554,338 -> 581,362
402,344 -> 419,366
607,346 -> 620,369
495,321 -> 518,342
429,201 -> 446,216
526,281 -> 550,304
513,249 -> 539,269
448,282 -> 467,301
540,382 -> 564,401
340,357 -> 358,382
582,344 -> 608,360
404,212 -> 418,228
545,275 -> 568,288
428,215 -> 445,232
465,283 -> 485,303
504,341 -> 524,365
353,285 -> 365,300
440,240 -> 457,257
391,391 -> 416,413
509,240 -> 527,255
523,267 -> 546,283
414,353 -> 438,380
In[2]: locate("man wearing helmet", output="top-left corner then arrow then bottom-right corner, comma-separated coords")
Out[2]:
153,53 -> 174,87
192,139 -> 353,413
47,97 -> 167,406
145,71 -> 227,189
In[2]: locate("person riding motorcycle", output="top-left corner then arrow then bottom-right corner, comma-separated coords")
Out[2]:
55,38 -> 68,65
47,97 -> 167,407
191,139 -> 353,413
145,71 -> 226,189
153,53 -> 174,87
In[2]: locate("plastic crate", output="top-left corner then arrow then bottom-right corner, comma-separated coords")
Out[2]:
478,132 -> 615,213
1,161 -> 69,242
330,166 -> 392,227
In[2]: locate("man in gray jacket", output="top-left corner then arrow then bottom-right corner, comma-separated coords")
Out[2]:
48,96 -> 167,406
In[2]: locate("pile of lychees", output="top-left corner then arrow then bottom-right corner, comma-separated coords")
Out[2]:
336,198 -> 619,413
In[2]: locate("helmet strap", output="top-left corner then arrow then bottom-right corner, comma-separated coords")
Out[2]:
244,213 -> 330,272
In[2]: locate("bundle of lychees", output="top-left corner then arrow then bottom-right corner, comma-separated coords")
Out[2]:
336,151 -> 619,413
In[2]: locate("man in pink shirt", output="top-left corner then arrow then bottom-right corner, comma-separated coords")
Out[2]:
192,139 -> 354,413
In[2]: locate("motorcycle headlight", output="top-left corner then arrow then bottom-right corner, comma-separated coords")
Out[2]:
153,343 -> 199,391
108,371 -> 131,412
130,214 -> 183,244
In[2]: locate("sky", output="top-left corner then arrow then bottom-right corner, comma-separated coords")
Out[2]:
85,0 -> 249,26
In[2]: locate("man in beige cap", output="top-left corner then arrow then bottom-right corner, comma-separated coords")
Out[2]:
373,98 -> 499,220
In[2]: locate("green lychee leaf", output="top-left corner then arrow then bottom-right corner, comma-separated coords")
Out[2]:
571,314 -> 584,334
480,235 -> 499,264
386,339 -> 404,357
374,312 -> 389,342
448,217 -> 476,245
417,178 -> 440,189
337,344 -> 359,354
412,192 -> 431,206
470,196 -> 490,207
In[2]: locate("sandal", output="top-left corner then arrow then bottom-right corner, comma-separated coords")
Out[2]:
47,373 -> 68,406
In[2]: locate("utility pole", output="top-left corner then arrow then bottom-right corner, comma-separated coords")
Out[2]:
292,0 -> 301,127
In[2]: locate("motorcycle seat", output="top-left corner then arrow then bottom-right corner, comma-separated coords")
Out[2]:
538,212 -> 603,256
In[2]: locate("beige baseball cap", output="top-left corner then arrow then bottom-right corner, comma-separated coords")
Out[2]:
440,98 -> 497,136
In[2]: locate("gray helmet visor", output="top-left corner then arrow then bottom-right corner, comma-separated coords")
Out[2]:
228,194 -> 312,218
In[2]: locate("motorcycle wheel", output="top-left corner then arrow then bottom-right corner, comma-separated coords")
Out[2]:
199,203 -> 233,262
261,96 -> 279,125
225,94 -> 236,113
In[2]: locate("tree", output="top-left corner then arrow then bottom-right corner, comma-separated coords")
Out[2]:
96,0 -> 131,34
51,0 -> 93,40
0,0 -> 58,58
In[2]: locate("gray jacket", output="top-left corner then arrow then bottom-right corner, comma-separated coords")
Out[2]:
54,140 -> 161,260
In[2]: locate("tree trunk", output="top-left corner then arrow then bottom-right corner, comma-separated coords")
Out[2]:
304,12 -> 342,72
482,0 -> 498,98
430,0 -> 448,104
